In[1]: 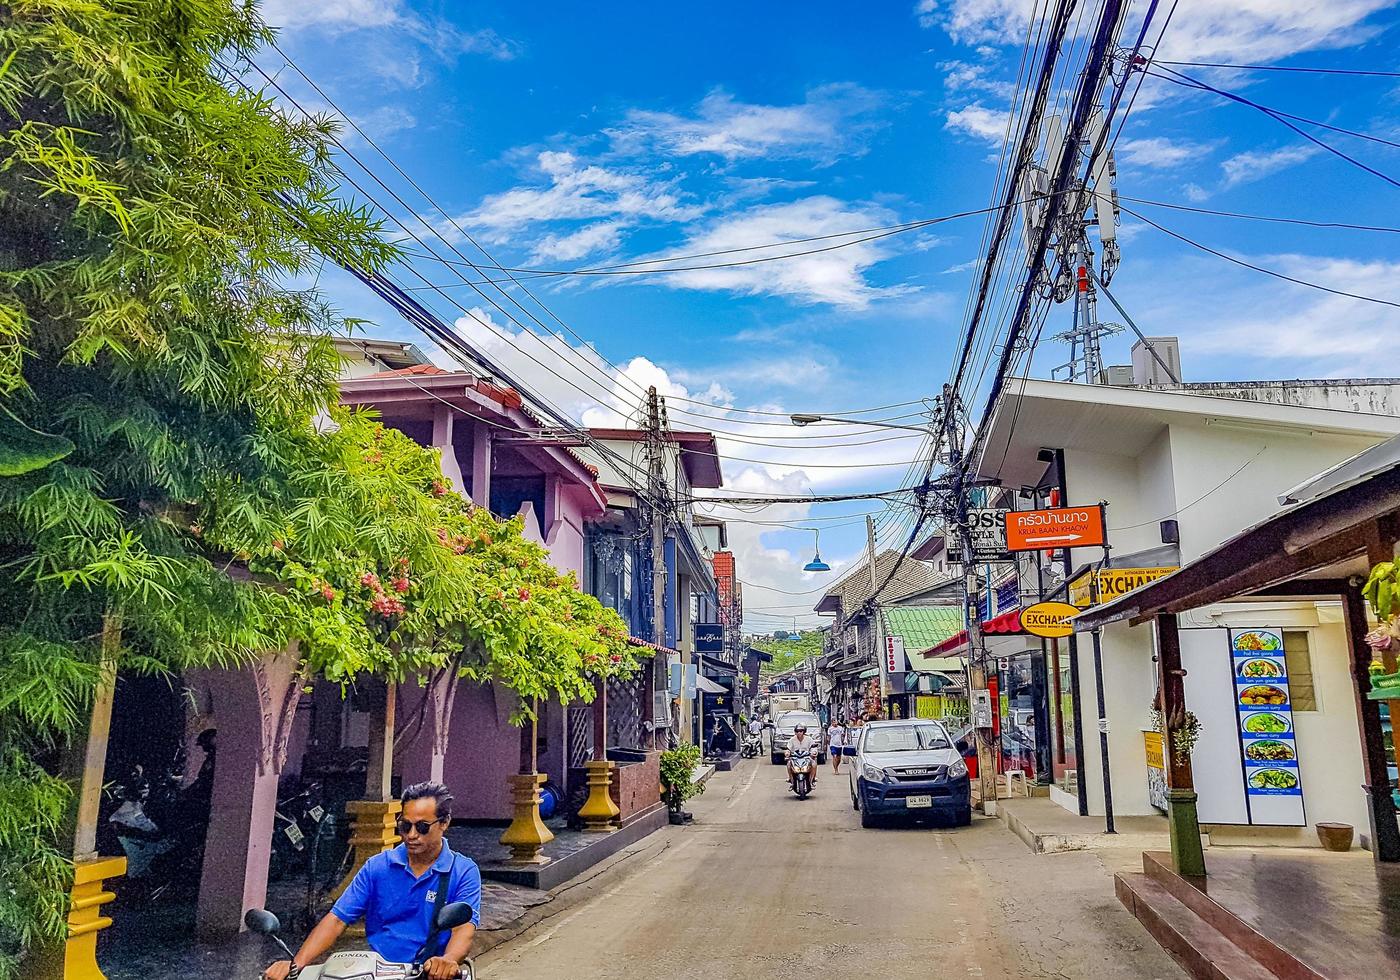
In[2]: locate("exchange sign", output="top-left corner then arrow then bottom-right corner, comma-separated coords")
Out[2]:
1019,601 -> 1080,638
1069,566 -> 1178,608
1004,505 -> 1106,552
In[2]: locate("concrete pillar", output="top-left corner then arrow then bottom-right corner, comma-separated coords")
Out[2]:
1154,614 -> 1206,878
431,405 -> 464,491
470,422 -> 491,509
194,645 -> 302,938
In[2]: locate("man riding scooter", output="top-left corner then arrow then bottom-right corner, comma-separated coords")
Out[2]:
263,782 -> 480,980
786,723 -> 818,791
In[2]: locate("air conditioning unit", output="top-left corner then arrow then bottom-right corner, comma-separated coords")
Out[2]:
1097,364 -> 1134,386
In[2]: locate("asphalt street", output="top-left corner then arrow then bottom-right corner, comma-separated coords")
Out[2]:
477,758 -> 1186,979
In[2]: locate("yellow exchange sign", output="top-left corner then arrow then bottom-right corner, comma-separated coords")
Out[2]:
1019,601 -> 1080,638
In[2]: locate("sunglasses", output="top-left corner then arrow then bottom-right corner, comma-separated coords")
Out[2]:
396,818 -> 445,836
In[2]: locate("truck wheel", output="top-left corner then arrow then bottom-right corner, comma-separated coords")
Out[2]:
954,805 -> 973,827
860,805 -> 877,829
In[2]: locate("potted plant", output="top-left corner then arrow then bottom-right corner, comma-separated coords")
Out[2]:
659,743 -> 704,824
1363,561 -> 1400,696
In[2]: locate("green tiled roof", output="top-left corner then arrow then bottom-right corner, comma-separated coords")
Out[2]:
882,605 -> 964,652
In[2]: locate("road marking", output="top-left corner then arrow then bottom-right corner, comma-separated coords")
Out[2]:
726,763 -> 760,808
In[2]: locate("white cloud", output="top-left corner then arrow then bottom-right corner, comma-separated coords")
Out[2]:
941,60 -> 1017,100
261,0 -> 517,59
928,0 -> 1392,63
945,103 -> 1009,145
528,221 -> 624,263
915,0 -> 940,29
607,84 -> 884,165
646,197 -> 916,309
464,150 -> 703,241
1116,137 -> 1213,170
1220,145 -> 1320,188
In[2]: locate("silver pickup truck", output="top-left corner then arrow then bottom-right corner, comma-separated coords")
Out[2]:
769,710 -> 825,766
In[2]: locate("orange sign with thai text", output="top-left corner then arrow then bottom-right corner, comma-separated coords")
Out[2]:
1004,505 -> 1106,552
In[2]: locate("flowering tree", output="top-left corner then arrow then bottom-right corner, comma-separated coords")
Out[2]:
0,1 -> 634,972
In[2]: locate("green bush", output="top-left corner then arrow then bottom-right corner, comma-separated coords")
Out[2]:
659,743 -> 704,812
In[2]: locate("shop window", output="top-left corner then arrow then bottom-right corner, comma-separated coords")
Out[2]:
1283,630 -> 1317,711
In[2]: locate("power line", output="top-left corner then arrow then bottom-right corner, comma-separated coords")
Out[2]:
1156,60 -> 1400,78
1117,203 -> 1400,309
1150,66 -> 1400,187
1119,197 -> 1400,235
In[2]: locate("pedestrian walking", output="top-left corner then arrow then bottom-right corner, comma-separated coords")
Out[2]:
826,719 -> 847,774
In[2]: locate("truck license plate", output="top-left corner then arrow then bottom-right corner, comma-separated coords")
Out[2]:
906,795 -> 933,809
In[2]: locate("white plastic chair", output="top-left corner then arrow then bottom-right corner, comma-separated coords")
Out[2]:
1002,769 -> 1029,798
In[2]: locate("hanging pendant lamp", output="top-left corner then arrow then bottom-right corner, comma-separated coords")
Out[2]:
802,529 -> 831,572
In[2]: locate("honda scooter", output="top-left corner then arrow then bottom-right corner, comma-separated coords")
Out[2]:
789,754 -> 814,800
246,904 -> 476,980
740,730 -> 762,759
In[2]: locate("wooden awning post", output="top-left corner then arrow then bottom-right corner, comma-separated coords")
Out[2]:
1342,582 -> 1400,861
1155,613 -> 1206,877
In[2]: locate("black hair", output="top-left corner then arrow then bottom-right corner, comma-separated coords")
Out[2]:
401,781 -> 454,821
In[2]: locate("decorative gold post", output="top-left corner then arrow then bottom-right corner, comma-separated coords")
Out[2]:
60,856 -> 127,980
499,772 -> 554,863
578,760 -> 620,832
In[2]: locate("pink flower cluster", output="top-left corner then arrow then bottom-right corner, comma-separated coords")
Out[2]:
1367,626 -> 1397,652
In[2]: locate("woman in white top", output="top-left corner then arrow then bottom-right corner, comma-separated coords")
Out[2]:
826,720 -> 848,774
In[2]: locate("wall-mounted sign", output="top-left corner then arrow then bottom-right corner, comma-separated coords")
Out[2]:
1005,506 -> 1106,552
694,622 -> 724,654
884,634 -> 907,674
967,508 -> 1011,561
1069,566 -> 1178,608
1230,628 -> 1305,826
1019,601 -> 1080,638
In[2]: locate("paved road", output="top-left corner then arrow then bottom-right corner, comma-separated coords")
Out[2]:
478,759 -> 1185,979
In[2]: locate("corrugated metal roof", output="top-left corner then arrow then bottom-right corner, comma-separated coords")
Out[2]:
882,605 -> 964,651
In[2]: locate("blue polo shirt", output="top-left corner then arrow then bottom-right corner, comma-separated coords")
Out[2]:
331,842 -> 481,963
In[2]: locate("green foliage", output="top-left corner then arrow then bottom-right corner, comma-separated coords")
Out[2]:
0,1 -> 637,970
753,630 -> 824,676
659,743 -> 704,812
1364,561 -> 1399,621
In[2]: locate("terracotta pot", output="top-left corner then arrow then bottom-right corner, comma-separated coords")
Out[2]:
1315,822 -> 1354,852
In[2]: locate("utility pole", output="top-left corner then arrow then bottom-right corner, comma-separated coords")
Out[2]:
866,515 -> 886,717
644,386 -> 670,749
943,383 -> 999,811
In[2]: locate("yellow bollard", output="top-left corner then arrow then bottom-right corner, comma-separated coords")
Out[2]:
499,773 -> 554,864
62,856 -> 126,980
577,760 -> 620,832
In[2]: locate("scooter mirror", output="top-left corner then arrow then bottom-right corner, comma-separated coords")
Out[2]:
435,902 -> 474,931
244,909 -> 281,935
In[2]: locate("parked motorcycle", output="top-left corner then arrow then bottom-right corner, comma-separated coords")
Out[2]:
789,754 -> 815,800
246,905 -> 477,980
269,780 -> 328,882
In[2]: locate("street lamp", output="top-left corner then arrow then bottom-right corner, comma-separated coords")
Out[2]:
802,529 -> 831,572
789,412 -> 936,435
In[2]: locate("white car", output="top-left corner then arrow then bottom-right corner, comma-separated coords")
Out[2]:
769,710 -> 826,766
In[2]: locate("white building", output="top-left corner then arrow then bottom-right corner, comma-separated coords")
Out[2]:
978,378 -> 1400,845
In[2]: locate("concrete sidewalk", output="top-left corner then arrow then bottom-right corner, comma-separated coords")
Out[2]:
998,796 -> 1209,855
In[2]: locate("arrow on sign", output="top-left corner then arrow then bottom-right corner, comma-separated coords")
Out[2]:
1022,533 -> 1084,544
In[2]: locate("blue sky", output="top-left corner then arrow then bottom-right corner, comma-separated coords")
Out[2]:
258,0 -> 1400,629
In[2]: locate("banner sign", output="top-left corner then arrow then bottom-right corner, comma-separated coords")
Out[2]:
1229,629 -> 1305,825
1005,506 -> 1106,552
1069,566 -> 1178,608
967,508 -> 1011,561
884,634 -> 907,674
1019,601 -> 1080,638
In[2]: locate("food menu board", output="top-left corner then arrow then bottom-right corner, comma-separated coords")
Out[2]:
1230,629 -> 1305,826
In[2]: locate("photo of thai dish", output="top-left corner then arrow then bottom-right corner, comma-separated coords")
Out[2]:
1242,712 -> 1291,734
1240,685 -> 1288,706
1249,769 -> 1299,791
1238,658 -> 1284,679
1235,631 -> 1282,652
1245,739 -> 1296,762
